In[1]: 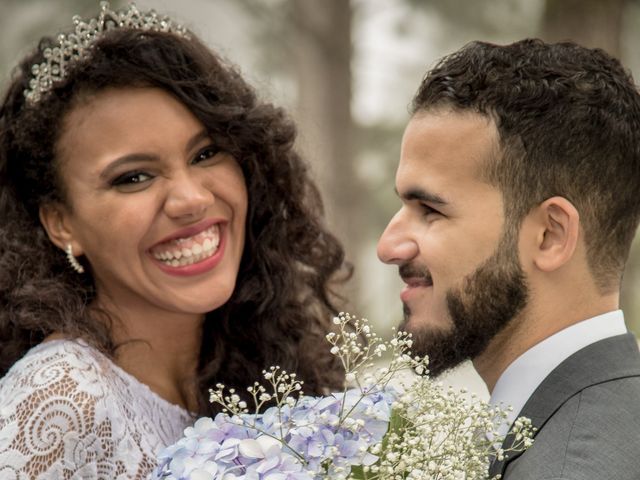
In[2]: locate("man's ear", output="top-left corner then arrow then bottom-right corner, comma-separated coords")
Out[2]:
39,203 -> 83,256
530,196 -> 579,272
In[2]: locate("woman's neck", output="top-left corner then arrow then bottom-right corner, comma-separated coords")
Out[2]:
96,294 -> 205,411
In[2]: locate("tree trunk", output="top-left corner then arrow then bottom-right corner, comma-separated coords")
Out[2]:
541,0 -> 625,57
291,0 -> 364,308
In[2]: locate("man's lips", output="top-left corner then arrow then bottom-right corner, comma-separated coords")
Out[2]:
400,280 -> 433,302
401,276 -> 433,288
399,267 -> 434,303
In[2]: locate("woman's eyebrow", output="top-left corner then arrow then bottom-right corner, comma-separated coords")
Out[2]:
99,130 -> 212,180
184,129 -> 211,154
99,153 -> 158,180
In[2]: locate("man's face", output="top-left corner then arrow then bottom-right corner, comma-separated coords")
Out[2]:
377,109 -> 528,376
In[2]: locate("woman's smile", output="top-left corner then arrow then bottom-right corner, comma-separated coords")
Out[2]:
151,220 -> 222,266
150,221 -> 229,276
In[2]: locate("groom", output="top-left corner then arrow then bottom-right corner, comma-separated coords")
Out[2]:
377,39 -> 640,479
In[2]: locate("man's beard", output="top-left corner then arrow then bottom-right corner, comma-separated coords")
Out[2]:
400,227 -> 528,377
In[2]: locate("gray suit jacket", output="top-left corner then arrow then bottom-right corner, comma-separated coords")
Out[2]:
489,333 -> 640,480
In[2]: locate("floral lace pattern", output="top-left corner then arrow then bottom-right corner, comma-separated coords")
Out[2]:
0,340 -> 192,479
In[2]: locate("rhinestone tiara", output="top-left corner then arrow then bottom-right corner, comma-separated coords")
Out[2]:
24,1 -> 189,105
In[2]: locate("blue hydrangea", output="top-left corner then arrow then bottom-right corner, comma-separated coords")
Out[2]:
153,387 -> 397,480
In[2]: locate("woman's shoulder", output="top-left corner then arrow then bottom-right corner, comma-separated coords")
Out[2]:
0,340 -> 122,477
0,339 -> 114,403
0,339 -> 189,479
0,339 -> 124,439
0,337 -> 191,421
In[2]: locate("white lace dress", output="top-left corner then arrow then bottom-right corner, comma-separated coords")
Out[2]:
0,339 -> 193,479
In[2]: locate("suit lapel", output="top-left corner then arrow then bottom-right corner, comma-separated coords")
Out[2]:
490,333 -> 640,477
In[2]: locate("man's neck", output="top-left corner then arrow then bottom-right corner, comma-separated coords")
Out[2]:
473,295 -> 619,393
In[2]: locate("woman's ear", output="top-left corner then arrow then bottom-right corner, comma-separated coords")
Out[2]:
531,196 -> 579,272
39,203 -> 83,256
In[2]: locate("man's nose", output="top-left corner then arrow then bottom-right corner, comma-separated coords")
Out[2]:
377,211 -> 419,265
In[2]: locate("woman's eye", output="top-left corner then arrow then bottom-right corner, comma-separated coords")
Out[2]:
110,171 -> 153,190
192,145 -> 221,165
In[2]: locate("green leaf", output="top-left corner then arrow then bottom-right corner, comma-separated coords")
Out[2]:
348,409 -> 411,479
350,464 -> 366,480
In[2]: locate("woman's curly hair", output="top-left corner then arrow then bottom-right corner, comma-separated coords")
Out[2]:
0,28 -> 349,415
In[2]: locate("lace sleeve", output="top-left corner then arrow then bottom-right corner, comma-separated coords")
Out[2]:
0,342 -> 155,480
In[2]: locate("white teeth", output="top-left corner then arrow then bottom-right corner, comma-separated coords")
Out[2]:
152,224 -> 221,267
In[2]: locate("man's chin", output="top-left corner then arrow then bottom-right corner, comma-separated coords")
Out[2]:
411,331 -> 464,377
399,317 -> 461,377
399,306 -> 451,338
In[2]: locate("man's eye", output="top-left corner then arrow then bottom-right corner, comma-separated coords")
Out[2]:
421,203 -> 440,216
110,171 -> 153,189
192,145 -> 221,164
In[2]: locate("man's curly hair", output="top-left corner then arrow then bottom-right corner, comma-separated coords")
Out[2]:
0,28 -> 349,415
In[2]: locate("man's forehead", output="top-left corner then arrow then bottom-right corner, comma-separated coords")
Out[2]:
398,109 -> 499,181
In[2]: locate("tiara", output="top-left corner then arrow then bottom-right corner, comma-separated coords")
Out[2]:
24,1 -> 189,105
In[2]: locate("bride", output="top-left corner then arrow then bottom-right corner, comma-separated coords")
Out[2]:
0,3 -> 348,478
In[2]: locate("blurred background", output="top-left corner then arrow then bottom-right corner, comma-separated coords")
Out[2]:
2,0 -> 640,396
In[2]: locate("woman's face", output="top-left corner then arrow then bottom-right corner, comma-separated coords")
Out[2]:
43,87 -> 248,318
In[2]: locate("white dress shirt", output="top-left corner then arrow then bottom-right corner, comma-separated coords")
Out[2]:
489,310 -> 628,437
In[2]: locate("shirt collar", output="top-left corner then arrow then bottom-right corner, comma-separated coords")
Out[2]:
489,309 -> 627,437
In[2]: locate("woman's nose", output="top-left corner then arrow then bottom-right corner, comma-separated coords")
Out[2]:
164,171 -> 214,220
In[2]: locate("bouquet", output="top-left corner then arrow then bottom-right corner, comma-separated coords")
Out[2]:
153,314 -> 533,479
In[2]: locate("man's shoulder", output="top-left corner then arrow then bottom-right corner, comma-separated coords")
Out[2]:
546,375 -> 640,442
517,333 -> 640,431
506,376 -> 640,480
501,332 -> 640,480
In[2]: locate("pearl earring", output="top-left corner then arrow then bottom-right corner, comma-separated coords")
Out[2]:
65,244 -> 85,274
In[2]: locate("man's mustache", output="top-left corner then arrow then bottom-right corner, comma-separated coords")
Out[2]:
399,264 -> 433,284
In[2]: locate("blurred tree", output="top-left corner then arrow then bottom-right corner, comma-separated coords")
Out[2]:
236,0 -> 365,309
404,0 -> 543,45
290,0 -> 365,305
541,0 -> 626,56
